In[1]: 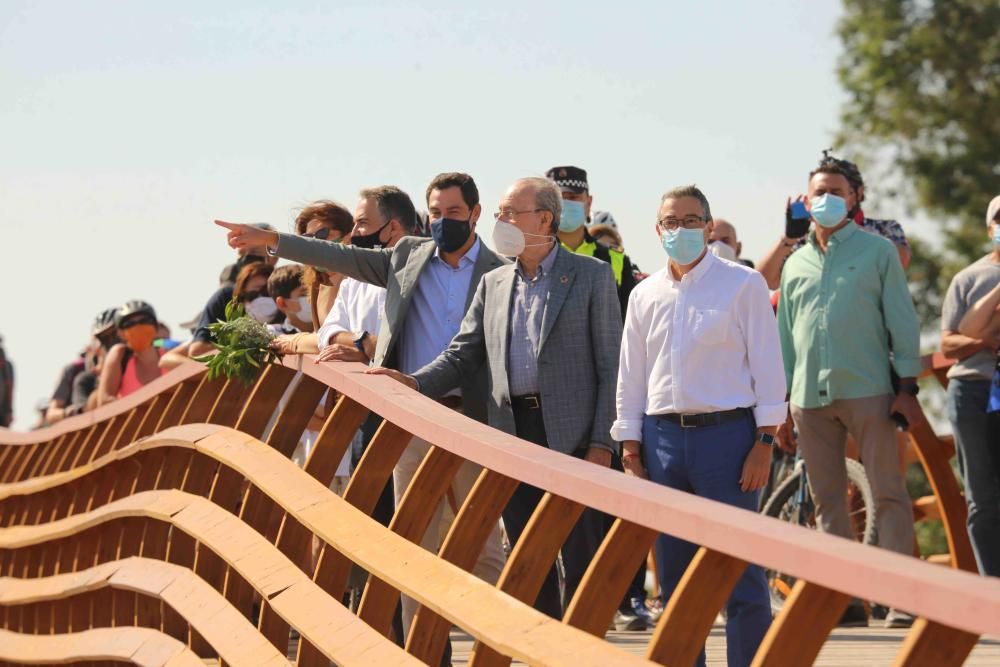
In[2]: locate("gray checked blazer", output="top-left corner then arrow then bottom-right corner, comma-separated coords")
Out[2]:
273,233 -> 508,424
413,246 -> 623,454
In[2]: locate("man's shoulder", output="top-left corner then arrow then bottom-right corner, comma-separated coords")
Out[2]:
952,256 -> 1000,285
395,236 -> 434,252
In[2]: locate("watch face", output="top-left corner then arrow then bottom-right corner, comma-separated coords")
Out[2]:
758,433 -> 775,445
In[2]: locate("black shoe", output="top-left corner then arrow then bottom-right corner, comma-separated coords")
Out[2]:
627,597 -> 654,625
838,603 -> 868,628
884,608 -> 915,628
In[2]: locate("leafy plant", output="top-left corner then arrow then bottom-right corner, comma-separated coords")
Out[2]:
192,301 -> 281,384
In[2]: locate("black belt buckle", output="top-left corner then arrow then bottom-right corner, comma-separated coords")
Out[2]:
679,413 -> 698,428
515,395 -> 540,409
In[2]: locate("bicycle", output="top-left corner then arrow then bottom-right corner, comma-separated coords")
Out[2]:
760,448 -> 876,614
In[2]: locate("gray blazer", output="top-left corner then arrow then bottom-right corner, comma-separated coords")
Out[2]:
413,246 -> 623,454
274,233 -> 508,424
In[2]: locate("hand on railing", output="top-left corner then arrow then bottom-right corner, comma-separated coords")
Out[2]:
366,367 -> 418,391
316,344 -> 368,363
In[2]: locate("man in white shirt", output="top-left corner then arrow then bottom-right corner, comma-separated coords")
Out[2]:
612,185 -> 786,667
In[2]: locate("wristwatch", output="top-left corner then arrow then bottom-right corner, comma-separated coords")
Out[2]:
756,432 -> 776,447
353,331 -> 370,358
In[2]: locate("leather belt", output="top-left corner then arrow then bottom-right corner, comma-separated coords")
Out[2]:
655,407 -> 750,428
436,395 -> 463,410
510,394 -> 542,410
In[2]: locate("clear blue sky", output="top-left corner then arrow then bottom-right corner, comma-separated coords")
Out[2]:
2,0 -> 917,428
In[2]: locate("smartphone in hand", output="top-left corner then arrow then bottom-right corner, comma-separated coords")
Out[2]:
785,200 -> 811,239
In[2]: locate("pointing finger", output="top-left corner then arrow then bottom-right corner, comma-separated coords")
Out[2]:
214,220 -> 241,230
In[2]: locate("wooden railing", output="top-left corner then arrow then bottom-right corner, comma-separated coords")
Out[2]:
0,356 -> 997,667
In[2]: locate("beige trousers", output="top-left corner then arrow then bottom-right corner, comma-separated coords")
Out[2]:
393,435 -> 506,639
791,395 -> 915,556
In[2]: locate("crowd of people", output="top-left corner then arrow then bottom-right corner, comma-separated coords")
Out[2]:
9,154 -> 1000,667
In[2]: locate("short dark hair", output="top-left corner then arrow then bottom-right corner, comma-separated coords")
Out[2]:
294,200 -> 354,237
425,172 -> 479,210
659,184 -> 713,221
359,185 -> 417,233
808,162 -> 858,192
267,264 -> 304,300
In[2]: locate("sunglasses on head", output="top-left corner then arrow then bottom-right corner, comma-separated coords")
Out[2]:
119,315 -> 155,330
241,288 -> 270,302
302,227 -> 341,241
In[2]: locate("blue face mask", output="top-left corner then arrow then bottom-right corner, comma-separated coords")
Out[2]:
992,225 -> 1000,245
660,227 -> 706,265
559,200 -> 587,232
809,193 -> 848,228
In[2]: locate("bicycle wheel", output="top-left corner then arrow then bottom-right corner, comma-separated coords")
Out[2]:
761,459 -> 876,614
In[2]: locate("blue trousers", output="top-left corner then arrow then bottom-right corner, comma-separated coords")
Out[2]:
947,378 -> 1000,576
642,413 -> 771,667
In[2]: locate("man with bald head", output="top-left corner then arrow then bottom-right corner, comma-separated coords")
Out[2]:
710,218 -> 755,269
371,176 -> 624,619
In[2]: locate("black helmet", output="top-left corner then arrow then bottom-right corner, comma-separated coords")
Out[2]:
818,148 -> 864,191
115,300 -> 157,327
91,307 -> 119,336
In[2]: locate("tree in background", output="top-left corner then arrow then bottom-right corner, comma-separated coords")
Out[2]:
836,0 -> 998,556
836,0 -> 999,329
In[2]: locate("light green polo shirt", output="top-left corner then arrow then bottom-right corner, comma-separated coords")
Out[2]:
777,223 -> 922,409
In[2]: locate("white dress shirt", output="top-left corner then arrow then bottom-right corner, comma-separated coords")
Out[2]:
317,277 -> 386,349
611,252 -> 787,442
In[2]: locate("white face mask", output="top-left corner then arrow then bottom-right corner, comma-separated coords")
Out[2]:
295,296 -> 313,324
246,296 -> 278,323
492,220 -> 553,257
709,240 -> 737,262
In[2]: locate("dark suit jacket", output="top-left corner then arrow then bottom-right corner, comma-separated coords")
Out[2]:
274,233 -> 508,424
413,246 -> 623,454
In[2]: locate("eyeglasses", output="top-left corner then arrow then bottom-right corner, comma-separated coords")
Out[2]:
302,227 -> 342,241
494,208 -> 544,222
657,216 -> 707,231
118,315 -> 155,330
241,289 -> 270,302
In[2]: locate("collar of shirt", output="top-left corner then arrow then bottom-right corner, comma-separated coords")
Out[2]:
665,249 -> 716,286
808,221 -> 858,249
516,241 -> 559,282
432,235 -> 481,268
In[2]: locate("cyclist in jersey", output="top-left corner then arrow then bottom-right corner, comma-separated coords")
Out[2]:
97,300 -> 168,404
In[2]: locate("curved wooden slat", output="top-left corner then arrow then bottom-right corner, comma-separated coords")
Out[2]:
0,556 -> 290,666
0,626 -> 204,666
469,492 -> 585,667
645,547 -> 747,666
0,488 -> 423,666
750,580 -> 850,667
406,469 -> 519,665
563,519 -> 657,636
892,617 -> 979,667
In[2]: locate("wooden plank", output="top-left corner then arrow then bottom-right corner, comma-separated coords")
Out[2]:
406,469 -> 519,666
907,418 -> 977,572
563,519 -> 658,637
0,626 -> 202,667
645,547 -> 748,666
302,395 -> 369,487
155,376 -> 204,432
232,364 -> 297,440
357,445 -> 464,635
892,617 -> 979,667
265,374 -> 327,458
469,492 -> 585,667
179,375 -> 227,425
750,580 -> 850,667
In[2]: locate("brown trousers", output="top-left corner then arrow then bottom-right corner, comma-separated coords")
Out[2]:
791,395 -> 915,556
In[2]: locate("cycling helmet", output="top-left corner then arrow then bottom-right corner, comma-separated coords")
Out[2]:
115,300 -> 157,327
590,210 -> 618,228
91,307 -> 119,336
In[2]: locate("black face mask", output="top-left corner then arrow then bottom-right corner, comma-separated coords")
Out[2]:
431,217 -> 472,253
350,222 -> 391,250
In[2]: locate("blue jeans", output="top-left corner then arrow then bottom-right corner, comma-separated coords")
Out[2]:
642,413 -> 771,667
947,378 -> 1000,576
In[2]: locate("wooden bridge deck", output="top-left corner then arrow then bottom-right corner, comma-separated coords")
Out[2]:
447,627 -> 1000,666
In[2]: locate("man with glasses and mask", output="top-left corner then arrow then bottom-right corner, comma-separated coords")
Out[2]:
216,176 -> 507,661
368,176 -> 622,621
547,165 -> 638,320
613,185 -> 784,667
